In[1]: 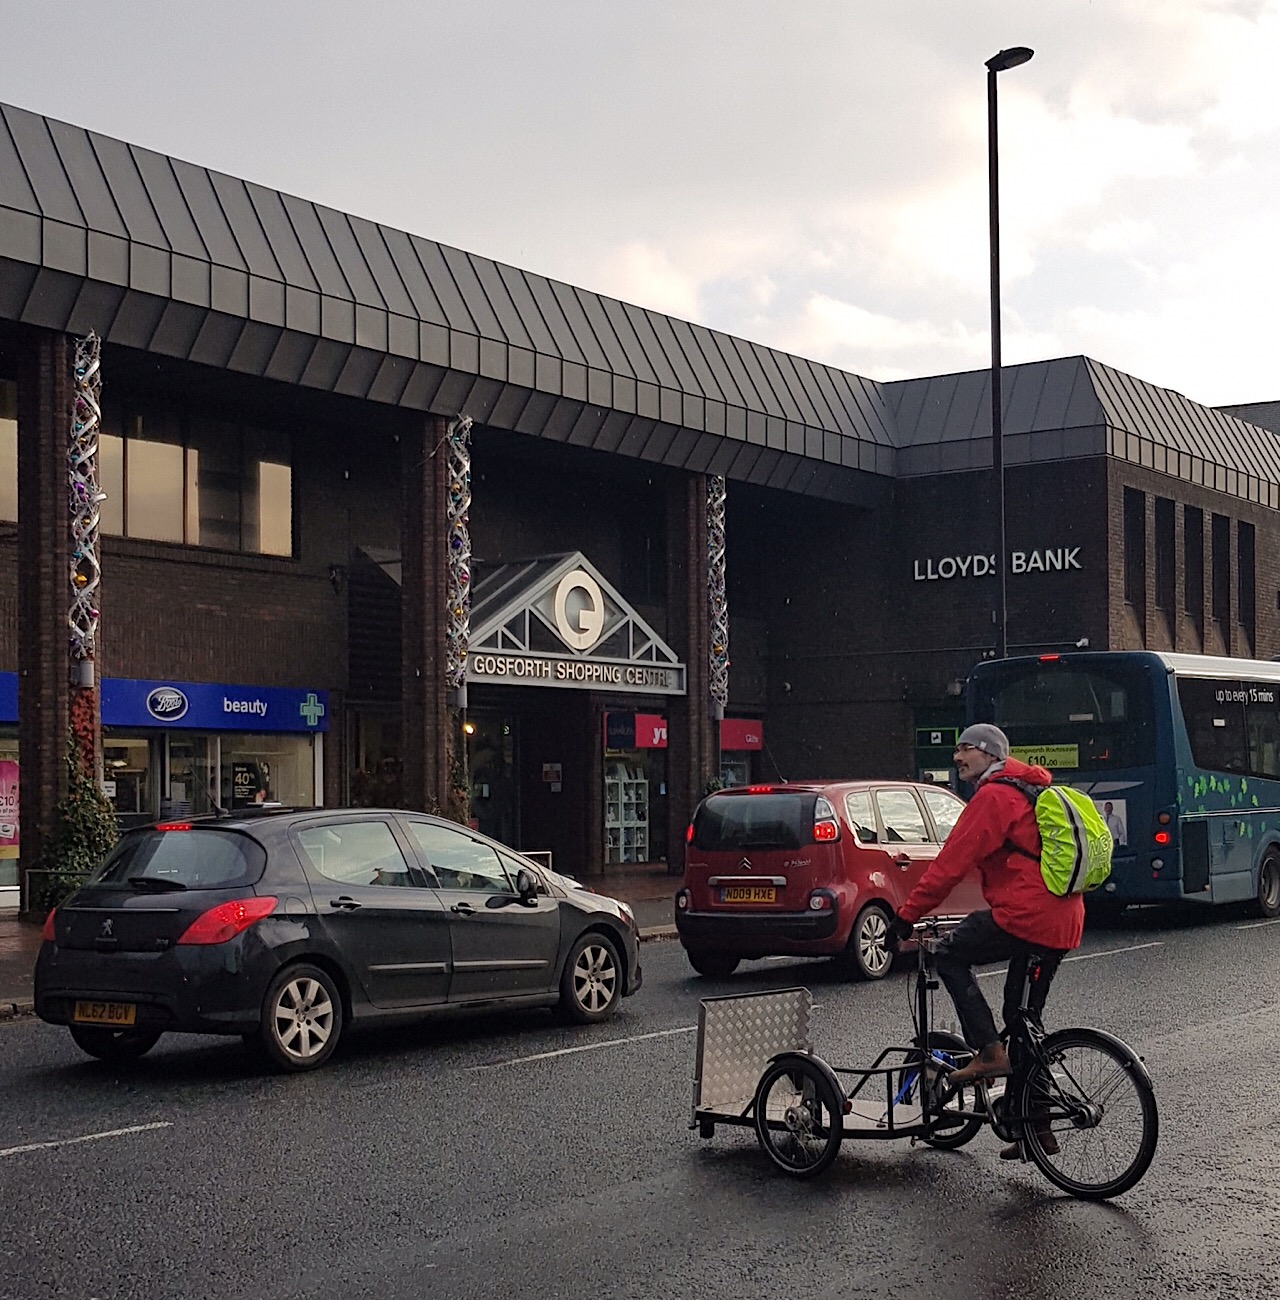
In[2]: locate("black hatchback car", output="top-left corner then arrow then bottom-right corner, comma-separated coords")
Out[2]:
35,808 -> 642,1071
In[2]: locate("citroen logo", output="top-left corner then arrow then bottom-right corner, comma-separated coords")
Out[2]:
100,919 -> 114,938
739,857 -> 752,871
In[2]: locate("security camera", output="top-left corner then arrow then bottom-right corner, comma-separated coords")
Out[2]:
1075,637 -> 1090,649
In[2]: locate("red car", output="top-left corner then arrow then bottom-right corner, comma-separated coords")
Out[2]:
675,781 -> 983,980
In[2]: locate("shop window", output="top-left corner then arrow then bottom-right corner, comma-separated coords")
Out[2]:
0,380 -> 16,523
220,733 -> 314,809
101,403 -> 293,556
1184,505 -> 1204,619
0,735 -> 17,890
104,737 -> 153,824
1154,497 -> 1175,613
1123,488 -> 1145,609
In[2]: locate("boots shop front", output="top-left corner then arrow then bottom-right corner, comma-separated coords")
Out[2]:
98,678 -> 329,826
463,553 -> 687,874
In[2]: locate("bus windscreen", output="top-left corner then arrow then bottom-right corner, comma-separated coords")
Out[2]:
969,661 -> 1155,771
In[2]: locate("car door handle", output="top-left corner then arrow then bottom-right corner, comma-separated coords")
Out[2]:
330,896 -> 361,910
451,902 -> 476,916
892,854 -> 912,869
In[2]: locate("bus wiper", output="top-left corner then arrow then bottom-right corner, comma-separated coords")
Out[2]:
127,876 -> 188,892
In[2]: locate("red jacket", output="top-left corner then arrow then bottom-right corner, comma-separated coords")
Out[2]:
898,757 -> 1085,952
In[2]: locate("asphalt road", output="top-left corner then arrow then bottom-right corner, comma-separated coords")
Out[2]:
2,908 -> 1278,1300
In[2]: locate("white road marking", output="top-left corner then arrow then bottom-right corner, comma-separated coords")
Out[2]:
0,1121 -> 172,1159
467,1026 -> 696,1071
976,940 -> 1164,978
1237,918 -> 1280,929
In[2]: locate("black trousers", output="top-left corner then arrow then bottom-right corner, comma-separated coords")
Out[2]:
934,910 -> 1065,1054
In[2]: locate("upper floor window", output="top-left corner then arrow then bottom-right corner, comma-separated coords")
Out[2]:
100,406 -> 292,556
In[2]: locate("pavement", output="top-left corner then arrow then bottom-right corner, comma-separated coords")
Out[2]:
0,866 -> 679,1016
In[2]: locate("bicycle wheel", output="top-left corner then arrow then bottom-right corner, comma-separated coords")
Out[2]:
753,1056 -> 844,1178
1018,1027 -> 1158,1200
908,1032 -> 986,1151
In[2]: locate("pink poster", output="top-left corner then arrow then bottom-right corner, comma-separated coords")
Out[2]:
0,759 -> 19,858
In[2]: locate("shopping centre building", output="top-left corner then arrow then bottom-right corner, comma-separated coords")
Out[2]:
3,99 -> 1280,904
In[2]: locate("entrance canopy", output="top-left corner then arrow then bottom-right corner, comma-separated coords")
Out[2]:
468,553 -> 686,695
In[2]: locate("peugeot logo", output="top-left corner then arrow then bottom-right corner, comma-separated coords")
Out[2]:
99,919 -> 113,938
146,686 -> 188,721
739,857 -> 752,871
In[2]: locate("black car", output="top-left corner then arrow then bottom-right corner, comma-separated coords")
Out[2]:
35,807 -> 642,1071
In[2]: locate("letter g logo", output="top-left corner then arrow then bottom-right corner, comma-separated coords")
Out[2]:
553,569 -> 605,650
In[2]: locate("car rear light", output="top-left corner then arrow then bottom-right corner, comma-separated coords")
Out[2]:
1039,654 -> 1061,663
685,823 -> 694,844
676,889 -> 690,910
808,890 -> 835,911
41,908 -> 56,942
747,785 -> 773,794
177,896 -> 277,945
813,796 -> 840,843
155,822 -> 192,832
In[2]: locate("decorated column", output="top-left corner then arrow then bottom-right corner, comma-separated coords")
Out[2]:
707,474 -> 729,721
68,333 -> 104,782
444,416 -> 473,826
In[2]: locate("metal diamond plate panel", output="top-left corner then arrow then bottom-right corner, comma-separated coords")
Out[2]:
694,987 -> 811,1115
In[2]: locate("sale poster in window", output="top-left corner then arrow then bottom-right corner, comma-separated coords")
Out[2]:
0,757 -> 18,860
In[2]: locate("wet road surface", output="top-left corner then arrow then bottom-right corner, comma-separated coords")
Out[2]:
1,906 -> 1277,1299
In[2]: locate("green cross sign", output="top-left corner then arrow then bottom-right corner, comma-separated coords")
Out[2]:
299,692 -> 326,727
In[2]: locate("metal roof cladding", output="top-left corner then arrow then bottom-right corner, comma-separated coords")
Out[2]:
0,100 -> 1277,508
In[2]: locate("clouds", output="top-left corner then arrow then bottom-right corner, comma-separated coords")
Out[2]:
1,0 -> 1278,404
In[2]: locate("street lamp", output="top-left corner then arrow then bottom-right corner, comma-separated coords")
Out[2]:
986,45 -> 1033,660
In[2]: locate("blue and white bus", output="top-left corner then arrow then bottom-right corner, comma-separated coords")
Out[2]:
966,651 -> 1280,917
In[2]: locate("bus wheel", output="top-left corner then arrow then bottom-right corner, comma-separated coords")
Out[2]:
1257,853 -> 1280,919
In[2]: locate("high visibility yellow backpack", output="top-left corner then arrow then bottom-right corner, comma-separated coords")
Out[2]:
994,778 -> 1114,896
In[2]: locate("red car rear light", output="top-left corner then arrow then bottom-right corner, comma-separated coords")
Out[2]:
747,785 -> 773,794
812,795 -> 840,843
155,822 -> 192,831
685,822 -> 694,844
177,897 -> 277,945
41,908 -> 56,942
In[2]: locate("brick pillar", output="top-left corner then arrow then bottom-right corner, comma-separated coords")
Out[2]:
401,415 -> 450,814
666,473 -> 717,877
16,327 -> 72,912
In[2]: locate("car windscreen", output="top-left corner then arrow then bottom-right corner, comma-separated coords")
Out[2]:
93,828 -> 267,890
969,660 -> 1155,771
692,793 -> 815,851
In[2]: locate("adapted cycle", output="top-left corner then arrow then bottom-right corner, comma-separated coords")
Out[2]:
690,916 -> 1158,1200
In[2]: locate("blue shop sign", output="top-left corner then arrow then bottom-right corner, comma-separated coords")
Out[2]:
0,674 -> 327,731
102,679 -> 329,733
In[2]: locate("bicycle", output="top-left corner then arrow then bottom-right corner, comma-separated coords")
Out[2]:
690,916 -> 1158,1201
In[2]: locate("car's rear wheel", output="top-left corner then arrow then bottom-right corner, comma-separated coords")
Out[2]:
685,949 -> 741,979
259,963 -> 343,1072
68,1025 -> 162,1063
557,932 -> 623,1023
843,902 -> 893,980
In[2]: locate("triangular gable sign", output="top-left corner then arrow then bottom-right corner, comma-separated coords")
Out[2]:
467,553 -> 686,695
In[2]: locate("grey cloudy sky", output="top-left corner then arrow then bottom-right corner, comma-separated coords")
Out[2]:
3,0 -> 1277,406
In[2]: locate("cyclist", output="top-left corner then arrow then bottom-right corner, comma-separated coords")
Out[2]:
886,723 -> 1085,1157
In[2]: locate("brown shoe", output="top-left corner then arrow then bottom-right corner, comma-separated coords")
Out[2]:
949,1042 -> 1012,1084
1000,1128 -> 1060,1160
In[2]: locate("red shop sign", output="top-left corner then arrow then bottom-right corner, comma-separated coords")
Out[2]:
720,718 -> 763,751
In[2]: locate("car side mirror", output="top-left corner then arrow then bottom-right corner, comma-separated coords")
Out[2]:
515,867 -> 539,904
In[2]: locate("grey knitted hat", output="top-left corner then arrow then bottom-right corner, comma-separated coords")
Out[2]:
956,723 -> 1009,760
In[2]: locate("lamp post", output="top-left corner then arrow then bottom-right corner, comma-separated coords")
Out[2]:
986,45 -> 1033,660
